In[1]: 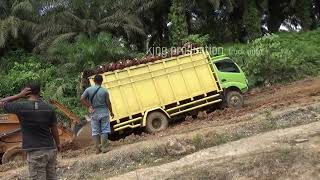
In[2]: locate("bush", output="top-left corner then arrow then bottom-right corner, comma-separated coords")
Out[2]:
47,32 -> 138,74
0,50 -> 86,121
1,34 -> 138,122
0,54 -> 55,97
0,49 -> 30,70
230,34 -> 300,86
43,76 -> 87,118
224,29 -> 320,86
183,34 -> 210,47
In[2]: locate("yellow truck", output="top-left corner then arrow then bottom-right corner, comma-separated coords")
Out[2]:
87,47 -> 248,133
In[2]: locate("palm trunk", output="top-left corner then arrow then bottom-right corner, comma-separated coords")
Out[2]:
268,0 -> 285,32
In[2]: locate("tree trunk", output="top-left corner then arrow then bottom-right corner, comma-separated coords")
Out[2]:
169,0 -> 189,46
243,0 -> 262,40
268,0 -> 285,32
294,0 -> 313,30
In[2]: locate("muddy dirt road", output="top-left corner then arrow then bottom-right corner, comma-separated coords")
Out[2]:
1,77 -> 320,179
58,77 -> 320,156
111,121 -> 320,180
112,77 -> 320,146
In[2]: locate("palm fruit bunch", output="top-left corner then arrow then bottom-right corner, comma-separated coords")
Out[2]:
83,43 -> 199,79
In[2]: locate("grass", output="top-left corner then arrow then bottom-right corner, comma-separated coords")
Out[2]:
185,105 -> 320,151
169,146 -> 320,180
192,134 -> 204,149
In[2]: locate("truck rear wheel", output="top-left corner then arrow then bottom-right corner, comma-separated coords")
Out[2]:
146,112 -> 169,133
226,91 -> 244,109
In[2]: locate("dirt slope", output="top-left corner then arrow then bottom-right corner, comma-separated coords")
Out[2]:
64,77 -> 320,149
110,121 -> 320,180
111,77 -> 320,147
1,78 -> 320,179
2,101 -> 319,179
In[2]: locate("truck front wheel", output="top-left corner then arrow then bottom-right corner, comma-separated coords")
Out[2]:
226,91 -> 244,109
146,112 -> 169,133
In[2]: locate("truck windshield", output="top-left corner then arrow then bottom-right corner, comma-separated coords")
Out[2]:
215,59 -> 240,73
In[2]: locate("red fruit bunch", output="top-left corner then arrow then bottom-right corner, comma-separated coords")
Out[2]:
83,43 -> 199,79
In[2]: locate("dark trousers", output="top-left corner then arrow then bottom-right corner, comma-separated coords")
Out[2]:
27,149 -> 58,180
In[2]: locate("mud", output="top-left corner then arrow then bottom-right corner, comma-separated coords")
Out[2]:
110,78 -> 320,146
1,78 -> 320,179
110,121 -> 320,180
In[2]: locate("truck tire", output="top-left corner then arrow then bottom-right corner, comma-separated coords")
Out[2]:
226,91 -> 244,109
2,146 -> 25,164
146,112 -> 169,133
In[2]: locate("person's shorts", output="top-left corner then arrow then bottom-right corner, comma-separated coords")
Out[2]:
90,114 -> 111,136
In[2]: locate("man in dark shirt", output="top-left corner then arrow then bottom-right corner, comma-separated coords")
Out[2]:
0,82 -> 60,180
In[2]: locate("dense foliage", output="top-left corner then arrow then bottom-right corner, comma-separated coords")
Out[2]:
169,0 -> 188,46
0,0 -> 319,120
0,33 -> 138,118
225,29 -> 320,86
1,0 -> 319,52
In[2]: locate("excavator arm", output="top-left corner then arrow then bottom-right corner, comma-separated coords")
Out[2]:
48,99 -> 81,125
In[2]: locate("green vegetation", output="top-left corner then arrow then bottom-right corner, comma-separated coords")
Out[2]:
183,34 -> 210,47
0,0 -> 36,48
0,33 -> 138,118
32,0 -> 147,53
225,29 -> 320,87
0,0 -> 319,120
192,133 -> 204,149
243,0 -> 261,40
169,0 -> 188,46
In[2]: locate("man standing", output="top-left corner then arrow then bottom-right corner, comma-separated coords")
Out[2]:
0,82 -> 60,180
81,74 -> 114,154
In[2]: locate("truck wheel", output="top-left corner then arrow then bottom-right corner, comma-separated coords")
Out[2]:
2,146 -> 25,164
146,112 -> 169,133
226,91 -> 244,109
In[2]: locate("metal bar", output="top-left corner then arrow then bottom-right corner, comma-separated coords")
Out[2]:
167,94 -> 220,112
170,99 -> 222,116
103,50 -> 207,84
0,121 -> 19,124
127,69 -> 143,114
147,64 -> 163,106
113,117 -> 143,128
207,52 -> 223,92
91,48 -> 204,79
176,56 -> 192,99
114,72 -> 130,115
48,99 -> 80,124
164,60 -> 179,105
114,124 -> 141,132
0,128 -> 21,139
190,53 -> 207,95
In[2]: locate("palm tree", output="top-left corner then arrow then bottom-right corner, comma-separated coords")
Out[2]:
33,0 -> 154,52
0,0 -> 37,48
185,0 -> 263,42
141,0 -> 233,47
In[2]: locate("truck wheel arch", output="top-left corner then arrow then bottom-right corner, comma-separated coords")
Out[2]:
142,108 -> 170,127
224,86 -> 242,94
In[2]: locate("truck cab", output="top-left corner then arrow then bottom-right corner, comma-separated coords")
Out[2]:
210,55 -> 249,108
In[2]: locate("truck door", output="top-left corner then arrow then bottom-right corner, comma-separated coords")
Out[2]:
213,59 -> 248,93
